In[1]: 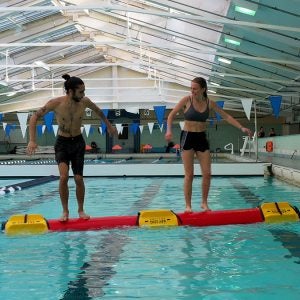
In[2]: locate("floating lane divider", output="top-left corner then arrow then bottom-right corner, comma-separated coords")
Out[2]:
0,175 -> 58,195
2,202 -> 299,235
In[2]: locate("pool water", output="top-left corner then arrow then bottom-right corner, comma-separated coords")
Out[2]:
0,176 -> 300,299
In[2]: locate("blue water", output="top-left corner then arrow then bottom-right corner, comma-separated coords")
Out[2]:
0,176 -> 300,299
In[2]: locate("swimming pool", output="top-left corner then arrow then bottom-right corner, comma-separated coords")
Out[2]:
1,176 -> 300,299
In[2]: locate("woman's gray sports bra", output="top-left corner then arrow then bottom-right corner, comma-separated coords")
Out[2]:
184,97 -> 209,122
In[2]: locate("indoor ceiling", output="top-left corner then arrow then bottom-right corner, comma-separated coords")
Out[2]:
0,0 -> 299,119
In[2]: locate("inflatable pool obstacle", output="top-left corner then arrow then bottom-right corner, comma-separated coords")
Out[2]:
2,202 -> 299,235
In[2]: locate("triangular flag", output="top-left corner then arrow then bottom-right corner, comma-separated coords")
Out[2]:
148,122 -> 154,134
153,105 -> 166,127
139,125 -> 144,134
84,124 -> 91,137
17,112 -> 29,138
116,123 -> 123,134
0,114 -> 2,122
42,125 -> 46,134
241,98 -> 253,121
130,123 -> 139,134
98,126 -> 102,135
37,124 -> 43,136
5,124 -> 12,137
80,126 -> 84,133
215,101 -> 224,121
43,112 -> 54,132
3,122 -> 7,130
52,125 -> 59,136
179,121 -> 185,130
269,95 -> 282,118
100,109 -> 109,135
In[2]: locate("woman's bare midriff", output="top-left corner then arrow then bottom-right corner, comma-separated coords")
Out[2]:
183,120 -> 206,132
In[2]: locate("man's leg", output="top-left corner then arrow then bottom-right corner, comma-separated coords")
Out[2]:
58,162 -> 70,221
74,174 -> 89,219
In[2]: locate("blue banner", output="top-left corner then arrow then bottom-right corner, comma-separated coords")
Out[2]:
269,95 -> 282,118
100,109 -> 109,135
37,125 -> 43,136
43,112 -> 54,132
215,101 -> 224,121
154,106 -> 166,127
5,124 -> 11,137
130,122 -> 139,134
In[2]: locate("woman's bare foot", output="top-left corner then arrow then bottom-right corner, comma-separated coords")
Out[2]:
79,211 -> 90,220
60,212 -> 69,222
201,203 -> 211,211
184,206 -> 193,213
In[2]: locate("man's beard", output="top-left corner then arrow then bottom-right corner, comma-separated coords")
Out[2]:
72,97 -> 81,102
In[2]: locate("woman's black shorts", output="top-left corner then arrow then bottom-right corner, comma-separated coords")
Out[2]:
180,131 -> 210,152
54,134 -> 85,176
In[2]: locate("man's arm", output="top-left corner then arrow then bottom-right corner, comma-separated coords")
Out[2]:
86,99 -> 117,136
27,101 -> 55,155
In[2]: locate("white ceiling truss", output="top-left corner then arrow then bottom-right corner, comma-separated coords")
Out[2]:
0,0 -> 299,119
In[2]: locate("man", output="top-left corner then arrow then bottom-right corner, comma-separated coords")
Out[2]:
27,74 -> 116,221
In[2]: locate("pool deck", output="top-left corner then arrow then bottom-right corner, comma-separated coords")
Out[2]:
0,152 -> 299,185
0,153 -> 269,177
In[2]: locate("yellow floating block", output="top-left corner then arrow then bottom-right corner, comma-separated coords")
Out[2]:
138,209 -> 179,227
5,214 -> 48,235
260,202 -> 299,224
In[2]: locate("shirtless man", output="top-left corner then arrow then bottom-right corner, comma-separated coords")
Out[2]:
27,74 -> 116,221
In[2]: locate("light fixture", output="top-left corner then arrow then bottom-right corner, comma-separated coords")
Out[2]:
233,0 -> 258,16
0,81 -> 8,86
34,60 -> 50,71
74,24 -> 84,32
224,35 -> 241,46
210,82 -> 220,87
218,57 -> 232,64
208,90 -> 216,94
7,92 -> 17,97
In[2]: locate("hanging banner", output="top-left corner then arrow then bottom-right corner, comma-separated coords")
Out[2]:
130,123 -> 139,134
269,95 -> 282,118
5,124 -> 11,137
215,101 -> 224,121
43,112 -> 54,132
153,105 -> 166,127
0,114 -> 2,122
52,125 -> 59,136
139,125 -> 144,134
115,123 -> 123,135
148,122 -> 154,134
100,109 -> 109,134
37,124 -> 43,136
241,98 -> 253,121
17,112 -> 29,138
84,124 -> 91,137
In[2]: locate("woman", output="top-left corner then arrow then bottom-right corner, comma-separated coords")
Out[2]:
165,77 -> 252,212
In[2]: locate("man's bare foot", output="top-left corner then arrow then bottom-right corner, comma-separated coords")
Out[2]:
201,203 -> 211,211
60,212 -> 69,222
79,211 -> 90,220
184,206 -> 193,213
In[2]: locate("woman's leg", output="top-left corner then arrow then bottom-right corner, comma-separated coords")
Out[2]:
181,149 -> 195,212
196,150 -> 211,211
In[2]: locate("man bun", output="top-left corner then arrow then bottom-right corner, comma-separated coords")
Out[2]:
62,74 -> 71,81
